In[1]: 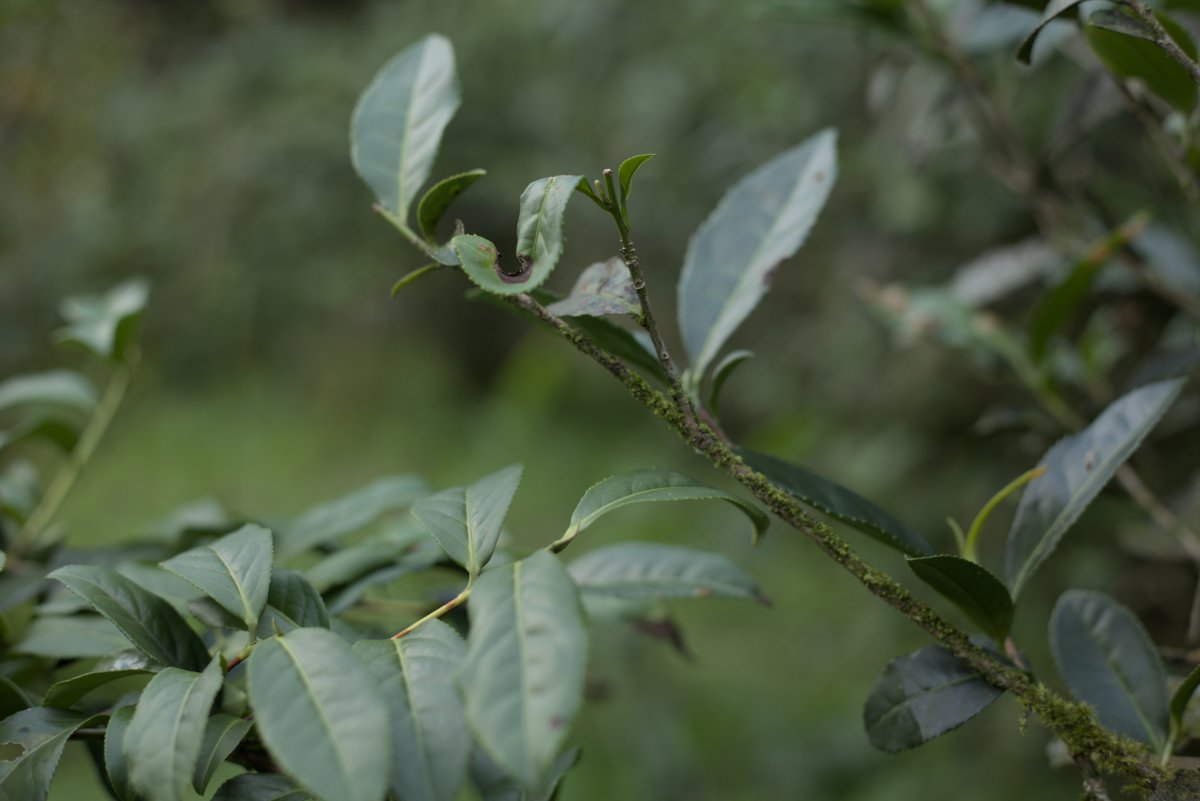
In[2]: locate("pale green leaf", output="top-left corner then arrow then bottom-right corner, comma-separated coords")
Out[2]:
0,371 -> 96,416
568,543 -> 768,604
412,465 -> 522,576
55,279 -> 149,363
161,524 -> 273,632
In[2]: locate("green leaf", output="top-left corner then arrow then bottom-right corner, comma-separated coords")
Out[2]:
568,543 -> 769,604
1017,0 -> 1086,63
0,707 -> 102,801
354,621 -> 471,801
545,259 -> 640,319
570,317 -> 668,384
560,468 -> 767,548
1028,259 -> 1104,363
15,615 -> 131,659
161,524 -> 273,632
104,704 -> 136,801
412,465 -> 522,577
124,659 -> 223,801
739,449 -> 932,556
305,530 -> 422,593
0,371 -> 96,416
1170,662 -> 1200,742
1087,12 -> 1198,112
55,279 -> 149,363
1089,8 -> 1155,41
213,774 -> 313,801
863,645 -> 1003,752
459,551 -> 587,793
417,169 -> 486,243
248,628 -> 390,801
906,556 -> 1014,642
470,745 -> 580,801
279,474 -> 427,560
1050,590 -> 1169,749
192,713 -> 252,795
47,565 -> 210,670
1004,378 -> 1186,596
43,669 -> 153,710
0,678 -> 30,722
705,349 -> 753,415
351,34 -> 460,221
677,130 -> 836,384
618,153 -> 655,205
264,569 -> 330,629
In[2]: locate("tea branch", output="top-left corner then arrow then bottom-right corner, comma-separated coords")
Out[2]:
1118,0 -> 1200,89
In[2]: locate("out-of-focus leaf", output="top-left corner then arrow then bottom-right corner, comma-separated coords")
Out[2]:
0,677 -> 30,721
949,239 -> 1056,308
278,475 -> 427,560
1134,225 -> 1200,302
740,449 -> 932,556
412,465 -> 522,576
212,773 -> 313,801
678,130 -> 836,385
55,279 -> 149,363
417,169 -> 486,244
568,543 -> 769,604
351,34 -> 460,221
906,555 -> 1014,642
863,645 -> 1003,752
124,659 -> 223,801
1170,662 -> 1200,739
192,713 -> 252,795
1005,379 -> 1185,596
304,530 -> 422,593
0,371 -> 96,416
161,524 -> 273,632
1086,13 -> 1198,112
705,349 -> 753,414
104,704 -> 135,801
354,621 -> 471,801
460,551 -> 586,794
1050,590 -> 1169,748
48,565 -> 210,670
0,707 -> 103,801
248,628 -> 390,801
1089,8 -> 1154,41
43,669 -> 153,709
15,615 -> 131,659
469,745 -> 580,801
546,259 -> 640,319
1017,0 -> 1087,63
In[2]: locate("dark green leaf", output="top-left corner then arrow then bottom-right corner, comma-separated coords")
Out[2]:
264,569 -> 330,630
677,130 -> 836,385
906,556 -> 1014,642
1087,12 -> 1198,112
212,774 -> 313,801
192,713 -> 252,794
1089,8 -> 1154,41
460,551 -> 586,793
1170,662 -> 1200,736
15,615 -> 131,659
248,627 -> 390,801
739,449 -> 932,556
1028,260 -> 1104,363
1017,0 -> 1086,63
279,474 -> 427,560
617,153 -> 655,206
705,349 -> 753,415
562,468 -> 767,547
104,704 -> 135,801
351,34 -> 460,221
568,543 -> 768,604
863,645 -> 1003,752
48,565 -> 210,670
570,317 -> 668,384
0,707 -> 102,801
161,524 -> 273,632
1005,379 -> 1185,596
545,259 -> 640,319
417,169 -> 486,243
43,669 -> 153,710
0,678 -> 30,721
354,621 -> 471,801
55,279 -> 149,363
124,659 -> 223,801
1050,590 -> 1169,749
412,465 -> 522,576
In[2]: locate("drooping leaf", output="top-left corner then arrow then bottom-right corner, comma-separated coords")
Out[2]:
123,659 -> 223,801
0,371 -> 96,416
568,543 -> 769,604
55,279 -> 149,363
278,475 -> 427,560
739,449 -> 932,556
354,621 -> 471,801
1005,378 -> 1186,596
417,169 -> 486,243
906,556 -> 1014,643
562,468 -> 767,547
351,34 -> 460,221
459,551 -> 587,793
212,773 -> 313,801
15,615 -> 132,659
1050,590 -> 1169,749
1087,12 -> 1198,113
677,130 -> 836,384
104,704 -> 136,801
412,465 -> 522,576
248,627 -> 390,801
161,524 -> 273,632
705,349 -> 753,415
469,745 -> 580,801
545,259 -> 640,319
43,669 -> 153,709
192,713 -> 253,794
0,707 -> 103,801
863,645 -> 1003,752
617,154 -> 655,208
48,565 -> 210,670
1016,0 -> 1086,63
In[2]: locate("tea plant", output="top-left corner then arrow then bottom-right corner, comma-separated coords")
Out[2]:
2,7 -> 1200,800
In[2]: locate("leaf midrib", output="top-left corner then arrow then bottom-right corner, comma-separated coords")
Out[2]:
1075,610 -> 1165,750
393,639 -> 440,799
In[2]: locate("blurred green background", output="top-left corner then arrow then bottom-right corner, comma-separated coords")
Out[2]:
3,0 -> 1197,798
